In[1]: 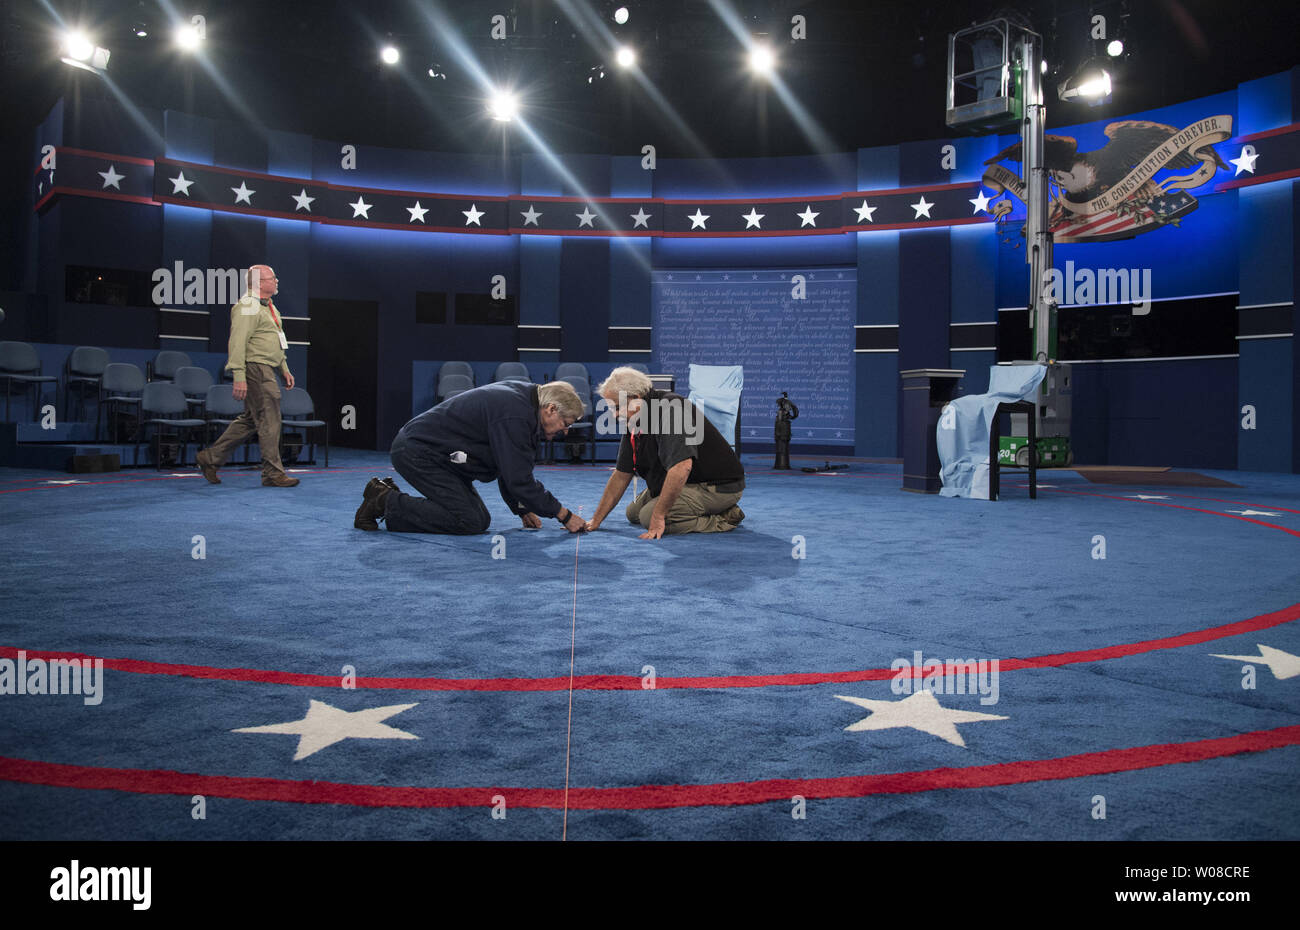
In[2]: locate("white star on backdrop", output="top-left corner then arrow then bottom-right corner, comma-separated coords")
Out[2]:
911,195 -> 934,219
407,201 -> 428,223
1229,147 -> 1258,176
520,205 -> 542,226
231,182 -> 255,205
797,205 -> 820,227
1209,644 -> 1300,680
233,699 -> 420,761
630,207 -> 651,228
462,203 -> 484,225
575,206 -> 596,227
687,208 -> 710,229
835,690 -> 1008,748
742,207 -> 764,229
969,189 -> 993,214
1226,509 -> 1280,517
170,172 -> 194,196
291,188 -> 315,212
349,196 -> 372,219
854,200 -> 876,222
98,165 -> 125,190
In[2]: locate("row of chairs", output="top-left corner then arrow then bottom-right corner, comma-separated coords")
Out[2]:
436,361 -> 648,403
0,342 -> 210,424
107,381 -> 329,469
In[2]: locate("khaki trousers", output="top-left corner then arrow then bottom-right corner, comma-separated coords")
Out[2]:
205,362 -> 286,478
625,483 -> 743,534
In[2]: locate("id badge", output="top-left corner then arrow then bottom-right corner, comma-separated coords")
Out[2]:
278,331 -> 288,350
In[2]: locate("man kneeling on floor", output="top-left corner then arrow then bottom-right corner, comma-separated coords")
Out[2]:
354,380 -> 588,535
584,367 -> 745,539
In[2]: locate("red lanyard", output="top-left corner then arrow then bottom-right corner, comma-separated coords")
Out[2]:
630,429 -> 639,472
267,300 -> 280,328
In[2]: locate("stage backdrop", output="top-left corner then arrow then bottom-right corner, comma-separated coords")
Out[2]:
652,268 -> 856,447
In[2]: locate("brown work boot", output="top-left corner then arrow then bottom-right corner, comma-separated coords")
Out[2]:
262,473 -> 300,487
354,477 -> 394,530
196,450 -> 221,484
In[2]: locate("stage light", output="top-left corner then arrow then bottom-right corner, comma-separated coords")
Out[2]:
615,46 -> 636,68
1058,59 -> 1112,105
614,6 -> 629,24
63,31 -> 94,61
587,65 -> 605,84
381,45 -> 400,65
749,44 -> 775,76
427,62 -> 447,79
132,23 -> 149,38
1106,39 -> 1124,57
488,89 -> 519,121
174,23 -> 203,51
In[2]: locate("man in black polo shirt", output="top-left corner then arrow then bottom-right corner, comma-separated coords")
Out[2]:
353,380 -> 589,535
585,367 -> 745,539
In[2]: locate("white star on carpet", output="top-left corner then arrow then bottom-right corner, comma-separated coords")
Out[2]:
166,473 -> 202,477
231,181 -> 255,205
170,172 -> 194,196
911,195 -> 934,219
1229,147 -> 1258,176
797,205 -> 820,227
291,188 -> 314,212
575,206 -> 596,227
407,201 -> 428,223
854,200 -> 876,223
98,165 -> 125,190
349,196 -> 372,219
233,699 -> 420,761
1226,509 -> 1280,517
835,690 -> 1008,748
687,208 -> 709,229
520,205 -> 542,226
1209,644 -> 1300,680
462,203 -> 484,226
630,208 -> 650,228
43,479 -> 85,485
970,189 -> 993,214
742,207 -> 764,229
1128,494 -> 1170,500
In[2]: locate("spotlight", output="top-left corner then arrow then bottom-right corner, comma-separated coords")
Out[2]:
1058,59 -> 1112,105
60,30 -> 110,72
488,90 -> 519,121
381,45 -> 400,65
749,43 -> 775,76
174,23 -> 203,51
614,6 -> 629,25
615,46 -> 636,68
63,31 -> 94,61
1106,38 -> 1124,57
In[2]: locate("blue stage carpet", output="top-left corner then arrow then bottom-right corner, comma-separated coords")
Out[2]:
2,452 -> 1298,840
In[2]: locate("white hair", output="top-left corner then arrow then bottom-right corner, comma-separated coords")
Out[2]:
537,381 -> 585,420
598,366 -> 653,400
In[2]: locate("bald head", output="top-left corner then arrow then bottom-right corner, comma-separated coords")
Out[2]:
247,265 -> 278,299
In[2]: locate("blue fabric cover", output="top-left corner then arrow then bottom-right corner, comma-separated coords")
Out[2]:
938,364 -> 1046,499
687,364 -> 743,448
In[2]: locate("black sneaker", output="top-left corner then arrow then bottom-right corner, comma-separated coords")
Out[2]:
354,477 -> 394,530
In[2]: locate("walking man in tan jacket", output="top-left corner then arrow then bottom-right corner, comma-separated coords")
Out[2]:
196,265 -> 299,487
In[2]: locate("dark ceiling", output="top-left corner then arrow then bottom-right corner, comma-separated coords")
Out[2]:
4,0 -> 1299,162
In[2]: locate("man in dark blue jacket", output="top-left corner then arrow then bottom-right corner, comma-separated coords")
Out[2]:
354,380 -> 589,535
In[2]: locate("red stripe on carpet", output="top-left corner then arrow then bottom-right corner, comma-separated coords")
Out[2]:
4,598 -> 1298,692
3,725 -> 1297,810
